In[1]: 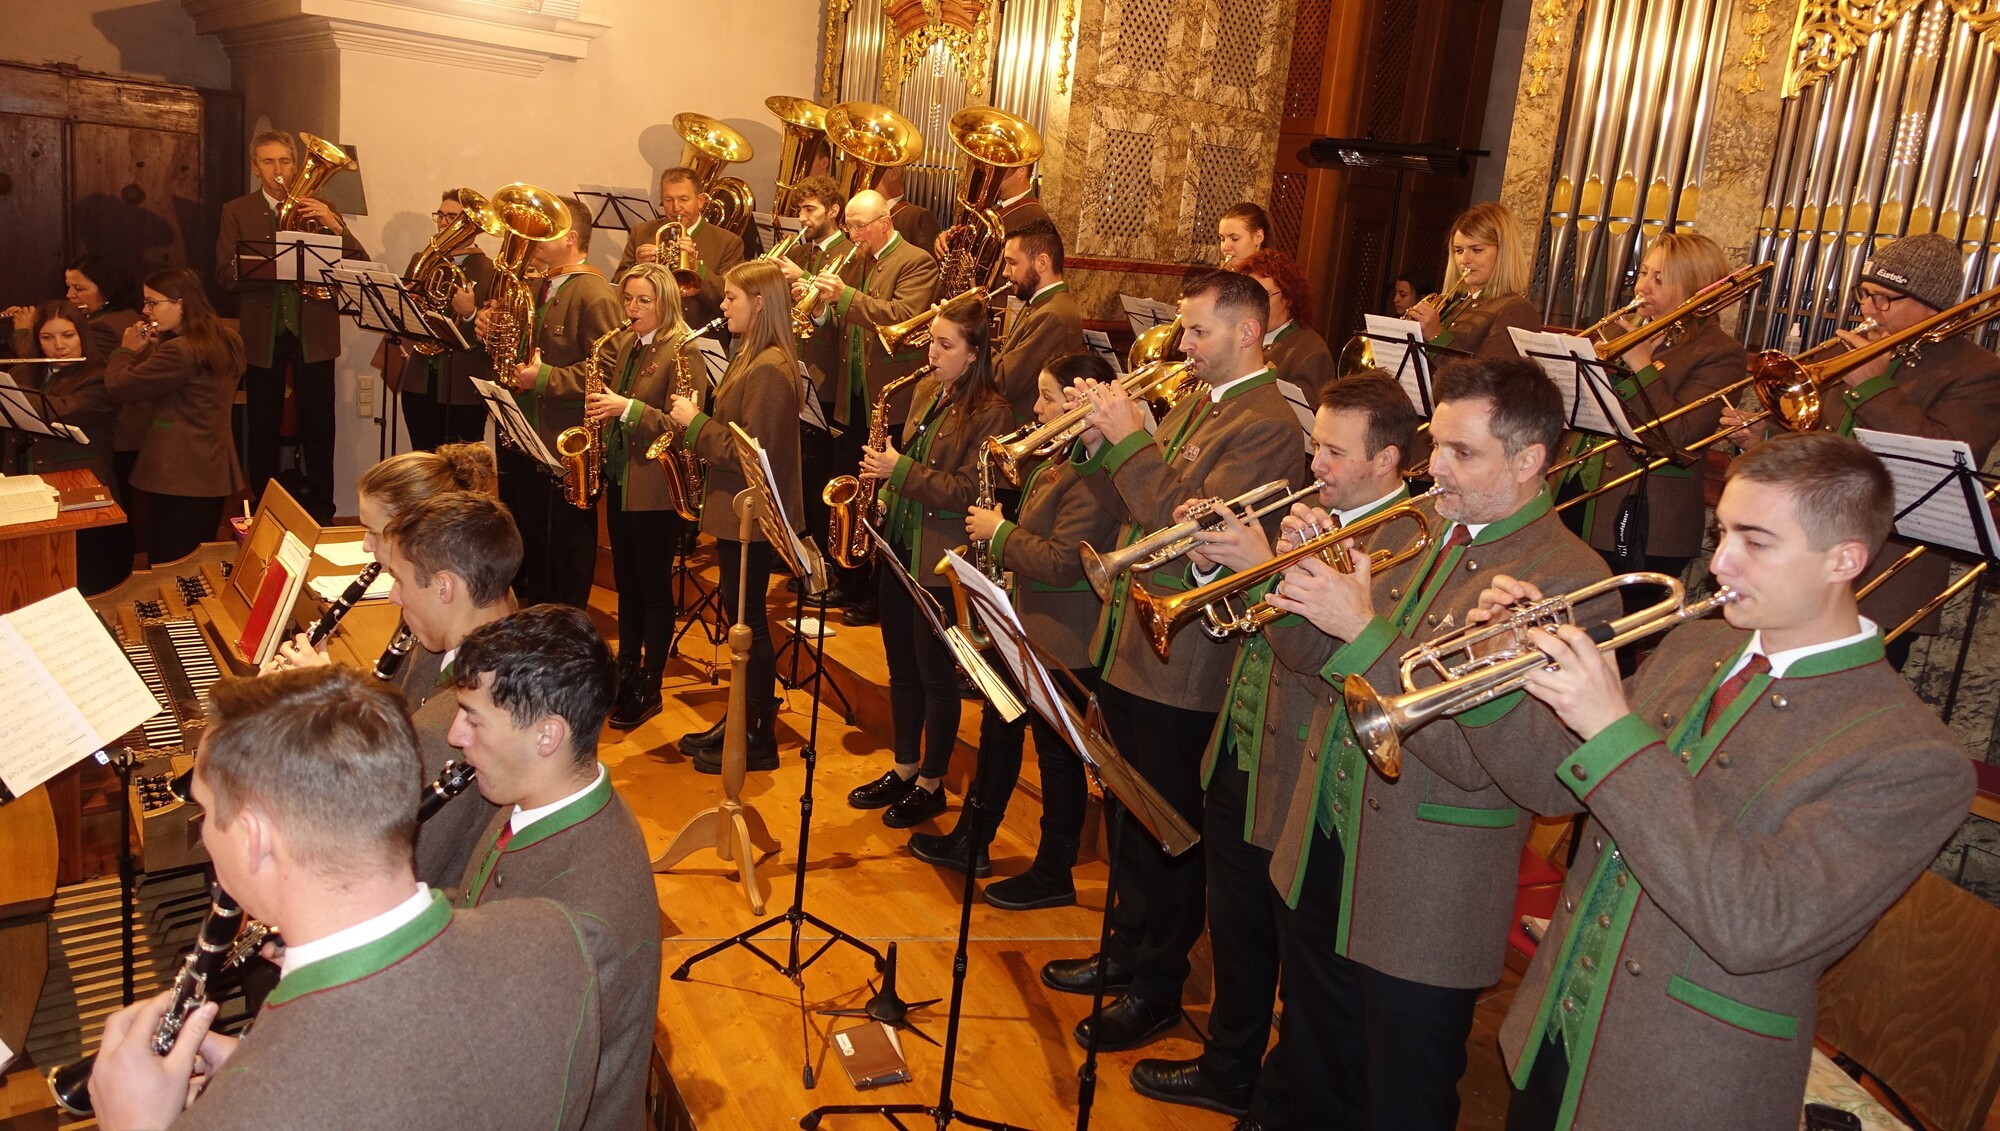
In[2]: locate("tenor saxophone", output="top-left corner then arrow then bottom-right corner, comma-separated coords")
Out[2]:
555,318 -> 634,510
823,365 -> 931,569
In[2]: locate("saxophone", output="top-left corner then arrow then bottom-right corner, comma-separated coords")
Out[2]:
554,318 -> 635,510
934,445 -> 1013,649
642,315 -> 727,522
823,365 -> 931,569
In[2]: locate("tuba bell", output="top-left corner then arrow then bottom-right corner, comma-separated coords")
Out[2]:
481,183 -> 573,373
406,187 -> 504,355
275,131 -> 359,299
767,95 -> 831,219
936,107 -> 1043,294
674,112 -> 757,236
825,102 -> 922,199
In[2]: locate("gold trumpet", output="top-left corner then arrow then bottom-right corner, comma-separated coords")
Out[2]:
1125,493 -> 1435,660
876,286 -> 991,354
1345,574 -> 1737,779
793,245 -> 859,336
984,359 -> 1198,486
1080,479 -> 1308,601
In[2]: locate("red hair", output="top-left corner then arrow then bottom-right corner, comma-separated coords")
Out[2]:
1234,248 -> 1315,330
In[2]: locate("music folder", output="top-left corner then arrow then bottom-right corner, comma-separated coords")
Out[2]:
470,377 -> 565,473
1855,429 -> 2000,559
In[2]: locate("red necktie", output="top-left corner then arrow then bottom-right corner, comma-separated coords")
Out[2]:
1412,524 -> 1472,602
1704,653 -> 1771,733
493,822 -> 515,854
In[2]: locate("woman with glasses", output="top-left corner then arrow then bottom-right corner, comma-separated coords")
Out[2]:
106,269 -> 248,564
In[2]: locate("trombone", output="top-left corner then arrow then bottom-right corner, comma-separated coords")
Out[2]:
1080,479 -> 1312,601
1556,282 -> 2000,515
1123,492 -> 1435,660
876,286 -> 992,354
985,359 -> 1197,486
1345,574 -> 1738,779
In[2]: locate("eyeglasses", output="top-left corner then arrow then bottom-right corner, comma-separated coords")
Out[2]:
1852,285 -> 1912,312
845,215 -> 887,233
432,210 -> 461,221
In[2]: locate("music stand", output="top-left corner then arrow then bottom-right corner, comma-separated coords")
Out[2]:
1356,313 -> 1471,418
235,233 -> 344,291
1510,329 -> 1647,455
777,365 -> 856,722
469,377 -> 566,480
575,185 -> 660,233
0,379 -> 88,447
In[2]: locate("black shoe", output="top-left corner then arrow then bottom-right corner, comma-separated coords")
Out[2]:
881,781 -> 946,828
1234,1121 -> 1271,1130
608,685 -> 663,731
813,584 -> 861,608
1129,1058 -> 1251,1117
848,769 -> 914,809
841,601 -> 879,627
692,742 -> 780,774
982,866 -> 1076,911
679,717 -> 727,754
1040,954 -> 1133,997
1074,993 -> 1181,1052
908,831 -> 991,877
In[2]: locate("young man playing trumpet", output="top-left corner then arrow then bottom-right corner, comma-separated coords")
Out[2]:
1128,374 -> 1425,1123
618,166 -> 747,330
1459,432 -> 1972,1131
1258,358 -> 1613,1130
989,219 -> 1085,423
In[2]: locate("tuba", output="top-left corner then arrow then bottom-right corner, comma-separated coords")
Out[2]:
481,183 -> 573,373
274,132 -> 359,299
555,318 -> 635,510
824,366 -> 931,569
674,112 -> 756,236
767,95 -> 831,219
406,187 -> 503,355
936,107 -> 1043,294
643,314 -> 727,521
825,102 -> 922,198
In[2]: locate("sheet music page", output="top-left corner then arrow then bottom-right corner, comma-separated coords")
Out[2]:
471,377 -> 564,468
0,589 -> 161,796
697,340 -> 729,389
1854,429 -> 2000,555
1362,314 -> 1429,412
314,539 -> 375,568
1083,329 -> 1125,374
941,550 -> 1092,758
0,382 -> 89,443
1119,294 -> 1176,342
266,231 -> 343,282
1508,328 -> 1638,440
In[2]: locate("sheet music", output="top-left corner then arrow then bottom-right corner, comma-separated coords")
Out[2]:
798,365 -> 833,432
0,374 -> 89,443
1854,429 -> 2000,556
1083,329 -> 1125,374
941,550 -> 1091,758
1362,314 -> 1431,413
308,571 -> 392,601
0,589 -> 162,796
1276,378 -> 1314,451
471,377 -> 564,469
314,539 -> 375,568
254,231 -> 343,283
1119,294 -> 1178,342
697,339 -> 729,389
1509,328 -> 1639,440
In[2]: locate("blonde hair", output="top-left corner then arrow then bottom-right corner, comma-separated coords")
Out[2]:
1451,202 -> 1531,300
723,260 -> 801,373
356,444 -> 498,519
1643,232 -> 1731,312
616,262 -> 690,340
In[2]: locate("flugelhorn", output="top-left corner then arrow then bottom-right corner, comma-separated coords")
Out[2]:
985,359 -> 1197,486
1125,491 -> 1436,659
1345,574 -> 1737,779
1080,479 -> 1307,600
876,286 -> 991,354
794,245 -> 859,336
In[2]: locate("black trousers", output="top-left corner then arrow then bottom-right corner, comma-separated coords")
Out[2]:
1097,683 -> 1214,1007
242,330 -> 335,523
606,484 -> 684,669
401,390 -> 488,451
799,415 -> 836,575
1202,754 -> 1287,1123
1505,1037 -> 1568,1131
965,665 -> 1095,846
143,492 -> 224,566
879,574 -> 960,778
498,446 -> 597,608
828,414 -> 878,599
1276,824 -> 1479,1131
715,537 -> 776,706
1596,550 -> 1692,675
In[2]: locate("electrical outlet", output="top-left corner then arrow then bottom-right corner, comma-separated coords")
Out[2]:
356,375 -> 376,418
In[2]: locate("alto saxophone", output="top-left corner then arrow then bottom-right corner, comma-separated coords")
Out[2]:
934,445 -> 1013,649
823,365 -> 931,569
642,315 -> 727,522
554,318 -> 635,510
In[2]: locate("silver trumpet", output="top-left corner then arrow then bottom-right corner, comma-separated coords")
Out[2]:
1080,479 -> 1321,600
1343,573 -> 1738,780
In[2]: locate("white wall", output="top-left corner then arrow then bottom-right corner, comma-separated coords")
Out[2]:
0,0 -> 232,88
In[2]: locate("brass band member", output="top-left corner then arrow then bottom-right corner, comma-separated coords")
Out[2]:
618,166 -> 748,328
447,606 -> 660,1131
1724,232 -> 2000,668
5,255 -> 142,359
1406,202 -> 1539,359
1040,270 -> 1307,1051
1391,272 -> 1433,317
8,302 -> 122,593
1464,434 -> 1972,1131
906,353 -> 1123,904
1236,248 -> 1337,401
811,187 -> 942,626
391,189 -> 496,450
845,296 -> 1013,826
106,269 -> 247,565
878,166 -> 942,254
930,161 -> 1047,263
215,129 -> 368,524
583,263 -> 707,731
85,667 -> 604,1131
668,261 -> 804,773
1129,374 -> 1424,1122
1262,359 -> 1613,1129
990,219 -> 1085,423
482,196 -> 622,609
1217,202 -> 1270,264
1563,233 -> 1746,587
774,175 -> 857,606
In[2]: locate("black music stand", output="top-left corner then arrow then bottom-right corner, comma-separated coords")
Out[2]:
234,234 -> 343,292
0,379 -> 88,449
470,377 -> 566,481
777,370 -> 856,722
1348,322 -> 1470,419
575,187 -> 659,233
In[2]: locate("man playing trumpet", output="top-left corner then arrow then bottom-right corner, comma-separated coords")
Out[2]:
618,166 -> 747,329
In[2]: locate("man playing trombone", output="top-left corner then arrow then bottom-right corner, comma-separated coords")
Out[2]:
1257,358 -> 1613,1130
1455,432 -> 1973,1131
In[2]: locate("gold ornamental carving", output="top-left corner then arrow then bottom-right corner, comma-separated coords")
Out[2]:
1777,0 -> 2000,98
880,0 -> 995,97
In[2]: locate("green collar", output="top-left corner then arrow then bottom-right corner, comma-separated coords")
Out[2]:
1266,321 -> 1297,346
509,768 -> 613,851
1471,486 -> 1552,545
266,891 -> 452,1006
1030,281 -> 1068,308
1213,367 -> 1276,402
1351,485 -> 1413,521
1766,628 -> 1887,677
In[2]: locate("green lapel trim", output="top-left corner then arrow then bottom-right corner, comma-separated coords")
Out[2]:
1215,367 -> 1276,401
1267,321 -> 1297,346
266,891 -> 452,1006
510,770 -> 613,850
1475,485 -> 1552,544
1030,281 -> 1069,308
434,659 -> 456,691
1782,630 -> 1885,676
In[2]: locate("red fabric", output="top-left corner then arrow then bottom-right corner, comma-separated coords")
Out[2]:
1704,653 -> 1771,733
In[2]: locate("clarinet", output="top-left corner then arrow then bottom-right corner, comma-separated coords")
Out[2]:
373,619 -> 416,681
419,759 -> 478,822
47,886 -> 245,1118
306,561 -> 381,647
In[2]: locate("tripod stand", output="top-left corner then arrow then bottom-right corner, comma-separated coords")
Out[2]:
777,583 -> 856,724
669,535 -> 728,676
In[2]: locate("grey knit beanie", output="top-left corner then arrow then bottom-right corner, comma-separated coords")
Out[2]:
1859,233 -> 1964,312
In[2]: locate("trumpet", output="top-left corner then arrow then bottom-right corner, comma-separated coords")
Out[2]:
656,220 -> 702,288
1345,574 -> 1737,779
794,245 -> 859,336
1080,479 -> 1308,600
1125,491 -> 1436,660
985,359 -> 1198,486
876,286 -> 991,354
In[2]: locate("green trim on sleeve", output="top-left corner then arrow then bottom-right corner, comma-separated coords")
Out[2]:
989,518 -> 1017,566
1070,433 -> 1120,475
1098,429 -> 1152,477
1321,614 -> 1398,684
833,285 -> 857,321
682,410 -> 711,447
533,362 -> 553,396
1415,801 -> 1520,829
1557,712 -> 1657,800
619,398 -> 644,425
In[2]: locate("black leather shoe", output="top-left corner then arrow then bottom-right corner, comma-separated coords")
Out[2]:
881,781 -> 946,828
1129,1058 -> 1251,1117
679,717 -> 727,753
908,831 -> 990,877
1073,993 -> 1181,1052
692,743 -> 779,774
982,867 -> 1076,911
841,601 -> 879,627
1040,954 -> 1133,997
813,584 -> 861,608
608,686 -> 663,731
848,769 -> 914,809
